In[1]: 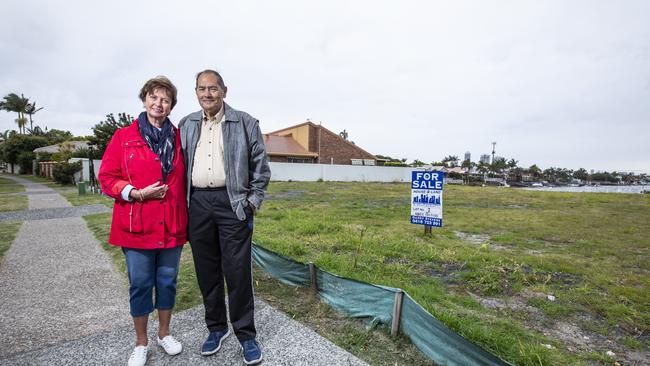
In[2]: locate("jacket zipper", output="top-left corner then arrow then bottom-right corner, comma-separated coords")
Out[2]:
129,204 -> 133,232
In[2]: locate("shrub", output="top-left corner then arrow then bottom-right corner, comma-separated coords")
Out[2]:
17,151 -> 35,174
52,161 -> 82,185
0,134 -> 48,173
384,161 -> 408,167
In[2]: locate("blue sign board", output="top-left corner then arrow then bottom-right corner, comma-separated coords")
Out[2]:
410,170 -> 443,227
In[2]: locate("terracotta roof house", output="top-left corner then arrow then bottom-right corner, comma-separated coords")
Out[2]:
264,122 -> 376,165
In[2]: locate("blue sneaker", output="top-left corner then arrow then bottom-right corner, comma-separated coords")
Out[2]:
241,339 -> 263,365
201,328 -> 230,356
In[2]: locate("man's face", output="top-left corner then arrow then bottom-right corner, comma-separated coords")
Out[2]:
196,73 -> 227,116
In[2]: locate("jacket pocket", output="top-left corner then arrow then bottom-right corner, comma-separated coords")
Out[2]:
120,203 -> 143,233
167,202 -> 187,236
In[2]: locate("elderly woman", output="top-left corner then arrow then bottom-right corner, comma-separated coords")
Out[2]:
98,76 -> 187,366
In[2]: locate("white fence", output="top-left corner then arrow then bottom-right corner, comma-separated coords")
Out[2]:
69,158 -> 102,183
71,159 -> 432,183
269,162 -> 417,182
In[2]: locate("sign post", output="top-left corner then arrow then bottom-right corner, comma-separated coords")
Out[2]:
410,170 -> 443,234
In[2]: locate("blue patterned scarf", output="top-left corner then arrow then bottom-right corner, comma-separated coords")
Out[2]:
137,112 -> 175,182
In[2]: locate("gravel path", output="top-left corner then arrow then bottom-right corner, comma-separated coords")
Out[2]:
0,175 -> 369,365
1,176 -> 72,210
0,300 -> 368,366
0,204 -> 111,223
0,175 -> 131,359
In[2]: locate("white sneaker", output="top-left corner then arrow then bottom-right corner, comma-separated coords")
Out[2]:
157,335 -> 183,355
128,345 -> 148,366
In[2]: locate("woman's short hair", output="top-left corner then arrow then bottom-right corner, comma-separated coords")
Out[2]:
139,76 -> 178,109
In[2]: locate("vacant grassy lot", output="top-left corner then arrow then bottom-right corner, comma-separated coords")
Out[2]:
84,212 -> 432,365
253,182 -> 650,366
82,182 -> 649,365
0,176 -> 27,212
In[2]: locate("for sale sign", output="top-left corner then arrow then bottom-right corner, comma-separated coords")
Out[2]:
410,171 -> 443,227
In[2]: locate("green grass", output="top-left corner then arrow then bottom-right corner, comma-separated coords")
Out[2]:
59,190 -> 113,207
0,177 -> 25,194
0,222 -> 22,263
82,211 -> 433,366
250,182 -> 650,366
81,182 -> 649,365
0,176 -> 28,212
0,195 -> 27,212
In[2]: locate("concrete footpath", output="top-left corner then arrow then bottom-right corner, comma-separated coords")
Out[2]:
0,175 -> 367,366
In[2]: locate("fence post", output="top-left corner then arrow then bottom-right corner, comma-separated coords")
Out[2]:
391,291 -> 404,336
308,262 -> 318,296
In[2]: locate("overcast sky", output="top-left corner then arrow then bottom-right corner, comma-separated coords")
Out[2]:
1,1 -> 649,173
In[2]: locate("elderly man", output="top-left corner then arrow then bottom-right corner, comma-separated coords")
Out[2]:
178,69 -> 270,365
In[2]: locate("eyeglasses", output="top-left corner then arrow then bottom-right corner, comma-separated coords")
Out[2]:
196,86 -> 221,93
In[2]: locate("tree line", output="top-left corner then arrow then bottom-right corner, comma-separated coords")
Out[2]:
0,91 -> 132,180
376,154 -> 646,185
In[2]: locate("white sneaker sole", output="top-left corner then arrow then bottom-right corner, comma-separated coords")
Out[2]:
243,354 -> 263,365
201,329 -> 231,356
241,344 -> 263,365
157,336 -> 182,356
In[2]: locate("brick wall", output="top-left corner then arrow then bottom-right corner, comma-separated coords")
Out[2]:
317,127 -> 375,165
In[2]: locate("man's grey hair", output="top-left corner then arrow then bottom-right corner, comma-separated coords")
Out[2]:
195,69 -> 226,90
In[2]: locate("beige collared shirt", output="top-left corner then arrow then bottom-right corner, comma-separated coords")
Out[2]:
191,105 -> 227,188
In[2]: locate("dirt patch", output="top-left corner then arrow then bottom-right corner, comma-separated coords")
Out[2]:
453,231 -> 512,251
519,265 -> 583,286
467,291 -> 544,318
454,231 -> 490,245
469,290 -> 650,365
418,262 -> 465,284
507,204 -> 528,209
383,257 -> 411,266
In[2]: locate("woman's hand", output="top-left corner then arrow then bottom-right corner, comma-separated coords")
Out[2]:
130,182 -> 169,201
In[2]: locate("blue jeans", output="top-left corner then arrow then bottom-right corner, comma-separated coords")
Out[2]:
122,246 -> 183,317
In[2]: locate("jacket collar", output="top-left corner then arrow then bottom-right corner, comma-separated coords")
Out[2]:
189,102 -> 238,123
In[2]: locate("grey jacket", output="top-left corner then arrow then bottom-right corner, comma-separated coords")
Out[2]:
178,102 -> 271,221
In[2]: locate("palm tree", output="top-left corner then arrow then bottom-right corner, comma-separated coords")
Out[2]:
507,158 -> 518,169
0,93 -> 30,134
24,101 -> 43,132
442,155 -> 460,167
528,164 -> 542,179
0,129 -> 15,142
477,161 -> 490,177
15,117 -> 27,134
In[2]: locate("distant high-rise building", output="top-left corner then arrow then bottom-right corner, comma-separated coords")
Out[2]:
464,151 -> 471,162
480,154 -> 491,164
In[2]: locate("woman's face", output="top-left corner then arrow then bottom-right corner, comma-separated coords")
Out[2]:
144,88 -> 172,122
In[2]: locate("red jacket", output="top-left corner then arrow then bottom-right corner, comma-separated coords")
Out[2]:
98,120 -> 187,249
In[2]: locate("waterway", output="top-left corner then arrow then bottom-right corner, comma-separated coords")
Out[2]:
525,185 -> 648,194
